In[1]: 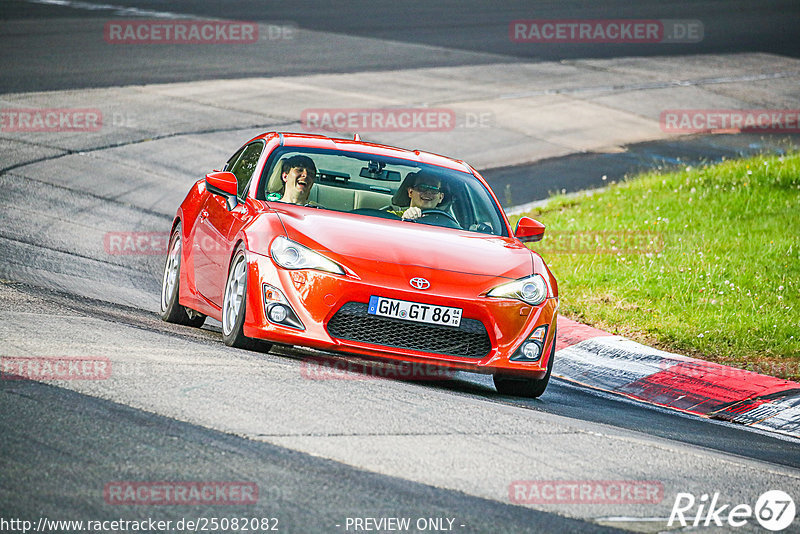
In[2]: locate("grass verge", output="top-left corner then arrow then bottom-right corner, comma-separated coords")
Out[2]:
513,151 -> 800,379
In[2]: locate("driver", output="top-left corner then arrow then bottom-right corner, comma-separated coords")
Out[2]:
267,155 -> 317,204
392,172 -> 446,220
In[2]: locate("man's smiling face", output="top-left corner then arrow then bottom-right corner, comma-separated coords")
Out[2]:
408,180 -> 444,209
283,165 -> 315,201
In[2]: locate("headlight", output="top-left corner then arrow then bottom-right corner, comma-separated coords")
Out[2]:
270,236 -> 344,275
487,274 -> 548,306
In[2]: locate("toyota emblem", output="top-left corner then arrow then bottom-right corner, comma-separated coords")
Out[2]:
409,277 -> 430,290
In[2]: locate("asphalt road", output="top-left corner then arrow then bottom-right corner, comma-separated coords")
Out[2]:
2,0 -> 799,92
2,279 -> 799,532
2,1 -> 800,532
487,132 -> 800,208
1,376 -> 622,534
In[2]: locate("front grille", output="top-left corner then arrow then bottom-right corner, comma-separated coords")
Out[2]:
326,302 -> 491,359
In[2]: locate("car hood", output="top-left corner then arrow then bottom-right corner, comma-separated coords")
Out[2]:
273,206 -> 532,279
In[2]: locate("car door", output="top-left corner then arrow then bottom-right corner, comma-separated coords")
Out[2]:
194,141 -> 264,307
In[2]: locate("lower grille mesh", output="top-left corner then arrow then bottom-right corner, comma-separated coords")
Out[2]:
326,302 -> 491,359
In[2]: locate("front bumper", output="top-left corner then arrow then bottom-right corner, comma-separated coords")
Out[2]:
241,250 -> 558,376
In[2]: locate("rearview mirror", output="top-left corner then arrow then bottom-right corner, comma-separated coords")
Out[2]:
359,167 -> 401,181
205,171 -> 238,196
514,217 -> 545,243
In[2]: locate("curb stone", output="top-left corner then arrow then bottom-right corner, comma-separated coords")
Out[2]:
554,316 -> 800,438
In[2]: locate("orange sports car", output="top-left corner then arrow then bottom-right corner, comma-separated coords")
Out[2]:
161,132 -> 559,397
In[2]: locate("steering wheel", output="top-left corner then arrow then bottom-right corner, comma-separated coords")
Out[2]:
418,209 -> 461,229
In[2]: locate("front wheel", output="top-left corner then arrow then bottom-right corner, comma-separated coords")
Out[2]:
493,327 -> 556,398
221,247 -> 272,352
160,223 -> 206,327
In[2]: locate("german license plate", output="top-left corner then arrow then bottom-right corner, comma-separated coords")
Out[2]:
368,296 -> 462,327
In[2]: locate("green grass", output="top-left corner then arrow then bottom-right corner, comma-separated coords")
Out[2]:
511,152 -> 800,379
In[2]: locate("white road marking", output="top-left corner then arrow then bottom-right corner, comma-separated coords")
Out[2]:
25,0 -> 202,20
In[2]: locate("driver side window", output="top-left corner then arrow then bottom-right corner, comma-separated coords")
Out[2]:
226,141 -> 265,199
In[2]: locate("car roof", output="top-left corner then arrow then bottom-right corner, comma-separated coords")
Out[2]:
249,132 -> 474,174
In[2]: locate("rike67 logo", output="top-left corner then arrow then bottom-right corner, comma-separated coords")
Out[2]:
669,490 -> 795,531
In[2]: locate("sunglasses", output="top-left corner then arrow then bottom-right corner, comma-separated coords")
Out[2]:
413,183 -> 442,193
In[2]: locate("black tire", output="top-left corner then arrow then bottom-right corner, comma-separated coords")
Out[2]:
221,247 -> 272,352
493,327 -> 556,398
160,223 -> 206,327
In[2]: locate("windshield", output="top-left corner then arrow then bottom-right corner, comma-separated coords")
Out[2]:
257,147 -> 507,237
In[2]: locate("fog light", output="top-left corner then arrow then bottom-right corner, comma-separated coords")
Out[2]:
262,283 -> 305,330
521,341 -> 543,361
511,324 -> 549,362
269,304 -> 289,323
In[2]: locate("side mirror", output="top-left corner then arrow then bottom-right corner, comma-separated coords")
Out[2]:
514,217 -> 545,243
205,171 -> 238,196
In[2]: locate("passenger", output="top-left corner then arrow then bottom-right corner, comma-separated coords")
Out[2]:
391,171 -> 446,220
267,155 -> 317,204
